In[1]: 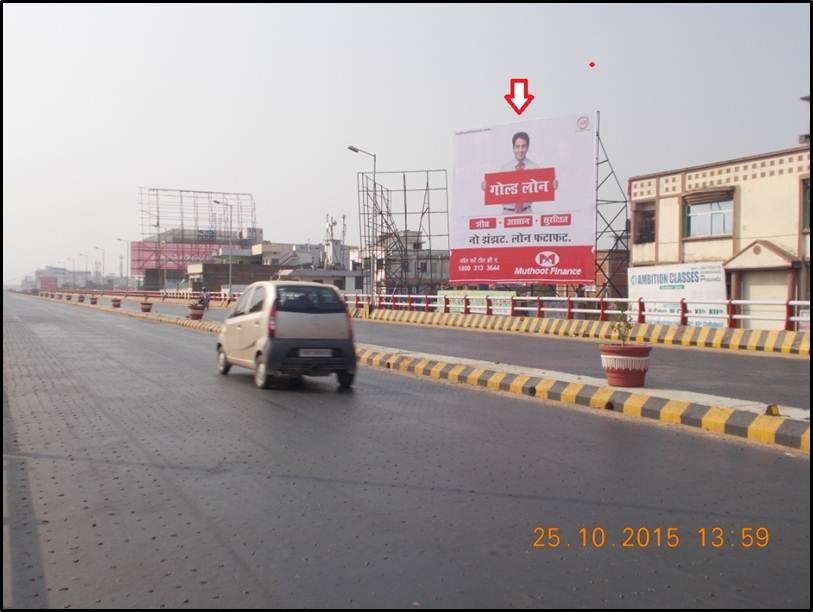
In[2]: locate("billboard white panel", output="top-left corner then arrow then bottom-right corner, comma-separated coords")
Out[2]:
451,113 -> 598,284
627,262 -> 727,327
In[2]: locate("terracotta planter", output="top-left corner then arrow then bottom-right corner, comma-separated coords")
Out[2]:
111,298 -> 122,308
188,305 -> 204,320
599,343 -> 652,387
140,302 -> 153,313
90,297 -> 98,305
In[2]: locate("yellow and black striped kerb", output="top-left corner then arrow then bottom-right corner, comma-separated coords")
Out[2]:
355,347 -> 810,453
358,309 -> 809,357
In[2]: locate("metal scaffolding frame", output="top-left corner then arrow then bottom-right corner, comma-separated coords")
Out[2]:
593,122 -> 630,298
138,187 -> 257,287
357,170 -> 449,296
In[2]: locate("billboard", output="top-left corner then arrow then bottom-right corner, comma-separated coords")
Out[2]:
627,262 -> 727,327
131,241 -> 231,276
39,277 -> 58,291
451,113 -> 598,284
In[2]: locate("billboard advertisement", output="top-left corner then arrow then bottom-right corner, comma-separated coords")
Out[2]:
39,277 -> 58,291
131,242 -> 231,276
451,113 -> 598,284
627,262 -> 727,327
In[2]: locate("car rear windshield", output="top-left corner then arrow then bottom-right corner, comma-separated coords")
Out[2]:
276,286 -> 346,313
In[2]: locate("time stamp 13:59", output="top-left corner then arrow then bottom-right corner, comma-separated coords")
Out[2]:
532,526 -> 771,550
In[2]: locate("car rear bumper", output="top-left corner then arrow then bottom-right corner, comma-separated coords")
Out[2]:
263,338 -> 357,375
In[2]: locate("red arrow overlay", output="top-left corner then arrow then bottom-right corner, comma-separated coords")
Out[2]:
504,78 -> 534,115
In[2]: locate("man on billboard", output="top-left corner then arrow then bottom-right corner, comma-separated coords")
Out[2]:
482,131 -> 557,214
500,131 -> 538,214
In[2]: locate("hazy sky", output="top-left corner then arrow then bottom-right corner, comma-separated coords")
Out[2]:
3,3 -> 810,283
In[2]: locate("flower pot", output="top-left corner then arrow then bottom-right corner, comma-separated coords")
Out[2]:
188,305 -> 204,320
599,343 -> 652,387
78,295 -> 85,303
140,302 -> 153,313
66,294 -> 72,301
90,297 -> 98,305
111,298 -> 122,308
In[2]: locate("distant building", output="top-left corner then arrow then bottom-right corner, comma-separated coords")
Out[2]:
34,266 -> 93,289
275,268 -> 364,292
629,144 -> 809,329
252,242 -> 325,268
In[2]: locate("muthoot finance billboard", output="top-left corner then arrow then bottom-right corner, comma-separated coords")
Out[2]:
450,113 -> 597,284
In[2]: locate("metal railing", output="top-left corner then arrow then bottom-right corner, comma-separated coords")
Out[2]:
42,289 -> 243,304
342,293 -> 811,332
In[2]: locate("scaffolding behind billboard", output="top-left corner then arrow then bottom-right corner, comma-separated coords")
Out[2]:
137,188 -> 257,283
356,170 -> 449,296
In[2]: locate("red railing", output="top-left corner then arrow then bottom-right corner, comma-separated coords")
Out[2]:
341,293 -> 811,332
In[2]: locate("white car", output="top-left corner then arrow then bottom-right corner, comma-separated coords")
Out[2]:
217,281 -> 357,389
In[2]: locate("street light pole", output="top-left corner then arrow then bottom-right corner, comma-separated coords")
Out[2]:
348,145 -> 377,298
79,253 -> 89,287
117,238 -> 131,290
213,199 -> 233,298
94,246 -> 105,287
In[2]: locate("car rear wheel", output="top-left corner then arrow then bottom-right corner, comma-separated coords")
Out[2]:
255,354 -> 272,389
218,346 -> 231,375
337,371 -> 354,389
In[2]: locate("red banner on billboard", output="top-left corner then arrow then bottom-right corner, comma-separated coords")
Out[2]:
450,245 -> 594,284
504,215 -> 533,228
483,168 -> 556,205
540,213 -> 572,227
39,277 -> 58,291
469,217 -> 497,230
131,241 -> 231,275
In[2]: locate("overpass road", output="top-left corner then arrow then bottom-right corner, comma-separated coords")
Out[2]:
4,293 -> 809,608
110,297 -> 810,411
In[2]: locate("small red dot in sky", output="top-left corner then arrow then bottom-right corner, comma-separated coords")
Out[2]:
589,62 -> 596,68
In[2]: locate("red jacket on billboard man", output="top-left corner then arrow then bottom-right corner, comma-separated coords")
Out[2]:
481,131 -> 558,213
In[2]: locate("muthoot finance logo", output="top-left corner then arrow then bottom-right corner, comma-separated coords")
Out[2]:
515,250 -> 582,276
534,251 -> 560,267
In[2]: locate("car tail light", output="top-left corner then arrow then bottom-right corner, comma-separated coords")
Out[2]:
268,298 -> 278,337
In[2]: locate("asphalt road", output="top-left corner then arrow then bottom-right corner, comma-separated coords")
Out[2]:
110,296 -> 810,410
4,293 -> 809,608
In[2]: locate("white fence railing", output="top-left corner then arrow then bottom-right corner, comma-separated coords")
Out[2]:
341,293 -> 811,332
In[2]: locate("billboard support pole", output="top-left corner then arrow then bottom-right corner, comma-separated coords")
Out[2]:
591,114 -> 630,299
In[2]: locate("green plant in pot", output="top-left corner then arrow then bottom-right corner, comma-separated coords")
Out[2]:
188,301 -> 205,320
599,301 -> 652,387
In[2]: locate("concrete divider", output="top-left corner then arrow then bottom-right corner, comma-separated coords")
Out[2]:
357,309 -> 810,357
354,346 -> 809,453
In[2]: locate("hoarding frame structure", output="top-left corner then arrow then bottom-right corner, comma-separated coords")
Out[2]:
139,187 -> 257,289
356,169 -> 449,296
449,112 -> 629,297
593,122 -> 630,298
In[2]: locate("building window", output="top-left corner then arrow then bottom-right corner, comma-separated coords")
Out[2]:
419,261 -> 428,273
683,194 -> 733,238
804,179 -> 810,232
634,202 -> 656,244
